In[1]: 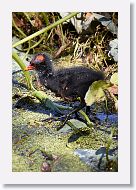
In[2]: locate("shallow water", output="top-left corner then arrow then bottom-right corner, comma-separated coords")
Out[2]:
96,113 -> 118,124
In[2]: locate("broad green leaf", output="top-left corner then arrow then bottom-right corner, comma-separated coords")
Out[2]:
85,80 -> 110,106
110,72 -> 118,85
59,119 -> 89,133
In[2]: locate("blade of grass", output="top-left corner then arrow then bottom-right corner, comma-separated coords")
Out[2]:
12,51 -> 34,90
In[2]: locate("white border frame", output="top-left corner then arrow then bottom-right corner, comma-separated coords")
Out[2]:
0,0 -> 130,184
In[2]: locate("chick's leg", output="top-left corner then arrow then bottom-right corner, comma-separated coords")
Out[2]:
57,101 -> 86,130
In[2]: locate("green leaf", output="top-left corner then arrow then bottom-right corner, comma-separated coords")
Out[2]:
85,80 -> 110,106
110,72 -> 118,85
59,119 -> 90,134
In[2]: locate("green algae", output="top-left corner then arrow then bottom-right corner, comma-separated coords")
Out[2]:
12,103 -> 117,172
12,128 -> 91,172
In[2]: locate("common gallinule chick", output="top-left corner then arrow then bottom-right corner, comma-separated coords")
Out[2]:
26,53 -> 104,125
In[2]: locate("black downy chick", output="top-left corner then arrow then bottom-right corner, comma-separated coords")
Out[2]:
26,53 -> 104,125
